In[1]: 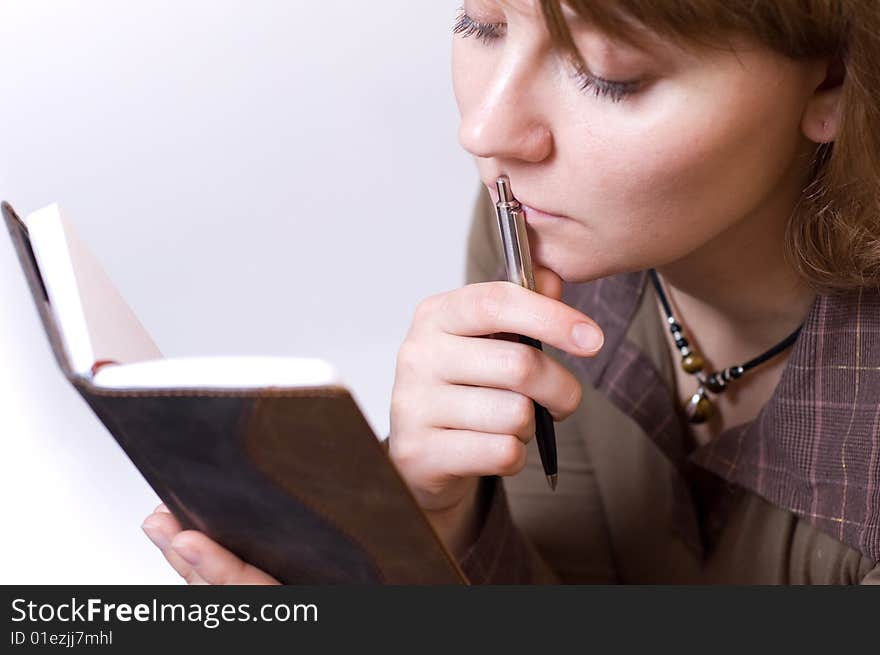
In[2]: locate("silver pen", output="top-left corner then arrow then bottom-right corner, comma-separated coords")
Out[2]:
494,175 -> 558,491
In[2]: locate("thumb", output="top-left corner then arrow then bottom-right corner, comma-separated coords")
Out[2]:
533,263 -> 564,301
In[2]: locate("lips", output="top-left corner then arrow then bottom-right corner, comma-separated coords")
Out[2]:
521,203 -> 569,222
485,180 -> 569,221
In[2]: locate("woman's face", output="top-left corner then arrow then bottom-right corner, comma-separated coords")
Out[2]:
452,0 -> 827,282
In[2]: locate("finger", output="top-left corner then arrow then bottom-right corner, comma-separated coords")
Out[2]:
142,512 -> 206,584
155,503 -> 170,514
146,507 -> 183,534
429,334 -> 583,418
488,264 -> 561,338
399,428 -> 528,479
434,281 -> 604,356
417,384 -> 537,440
170,531 -> 280,585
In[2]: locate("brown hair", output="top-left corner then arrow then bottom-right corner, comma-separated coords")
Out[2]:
539,0 -> 880,295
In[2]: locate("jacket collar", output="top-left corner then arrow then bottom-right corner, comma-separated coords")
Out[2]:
558,269 -> 880,563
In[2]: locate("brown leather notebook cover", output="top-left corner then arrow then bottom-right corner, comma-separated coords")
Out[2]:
2,200 -> 468,584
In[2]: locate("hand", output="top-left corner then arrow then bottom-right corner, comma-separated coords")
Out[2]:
387,264 -> 604,554
141,504 -> 280,585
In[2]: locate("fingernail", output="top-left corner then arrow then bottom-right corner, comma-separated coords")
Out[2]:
172,542 -> 200,566
572,322 -> 604,353
141,520 -> 169,549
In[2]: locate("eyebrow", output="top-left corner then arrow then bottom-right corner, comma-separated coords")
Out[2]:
492,0 -> 670,58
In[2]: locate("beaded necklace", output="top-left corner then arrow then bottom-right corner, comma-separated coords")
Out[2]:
648,268 -> 804,424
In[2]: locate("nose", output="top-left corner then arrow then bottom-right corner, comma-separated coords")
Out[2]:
457,57 -> 553,163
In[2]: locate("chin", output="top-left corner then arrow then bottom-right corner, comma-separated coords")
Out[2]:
550,254 -> 645,285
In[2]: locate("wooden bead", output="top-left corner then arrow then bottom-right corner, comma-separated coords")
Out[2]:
681,353 -> 704,373
705,375 -> 726,393
686,388 -> 713,423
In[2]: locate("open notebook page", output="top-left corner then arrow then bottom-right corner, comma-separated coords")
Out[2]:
24,203 -> 342,390
91,355 -> 341,390
24,203 -> 162,376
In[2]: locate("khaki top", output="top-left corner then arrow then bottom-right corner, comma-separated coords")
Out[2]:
456,184 -> 880,585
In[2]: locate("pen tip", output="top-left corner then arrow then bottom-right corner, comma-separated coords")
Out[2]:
496,175 -> 512,203
546,474 -> 558,491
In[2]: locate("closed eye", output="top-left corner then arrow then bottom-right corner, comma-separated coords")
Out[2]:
453,6 -> 506,45
452,6 -> 640,103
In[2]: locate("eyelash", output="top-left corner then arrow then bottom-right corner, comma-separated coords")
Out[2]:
452,7 -> 638,103
567,64 -> 639,103
452,6 -> 507,44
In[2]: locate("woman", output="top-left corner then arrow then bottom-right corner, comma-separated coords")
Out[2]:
141,0 -> 880,584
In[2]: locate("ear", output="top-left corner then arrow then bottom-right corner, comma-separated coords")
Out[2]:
801,55 -> 845,144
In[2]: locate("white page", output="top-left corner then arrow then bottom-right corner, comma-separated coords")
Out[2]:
92,355 -> 341,390
25,204 -> 162,377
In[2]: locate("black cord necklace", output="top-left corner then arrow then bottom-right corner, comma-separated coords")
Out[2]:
648,268 -> 804,424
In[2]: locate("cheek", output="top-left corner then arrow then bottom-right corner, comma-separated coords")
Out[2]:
559,69 -> 808,270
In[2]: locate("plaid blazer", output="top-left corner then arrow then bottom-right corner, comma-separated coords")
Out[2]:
458,184 -> 880,584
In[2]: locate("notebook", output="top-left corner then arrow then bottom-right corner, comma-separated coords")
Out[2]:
2,200 -> 467,584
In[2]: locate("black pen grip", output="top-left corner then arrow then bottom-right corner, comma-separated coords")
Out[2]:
516,334 -> 558,478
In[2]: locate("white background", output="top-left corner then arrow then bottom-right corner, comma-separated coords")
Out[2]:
0,0 -> 479,584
